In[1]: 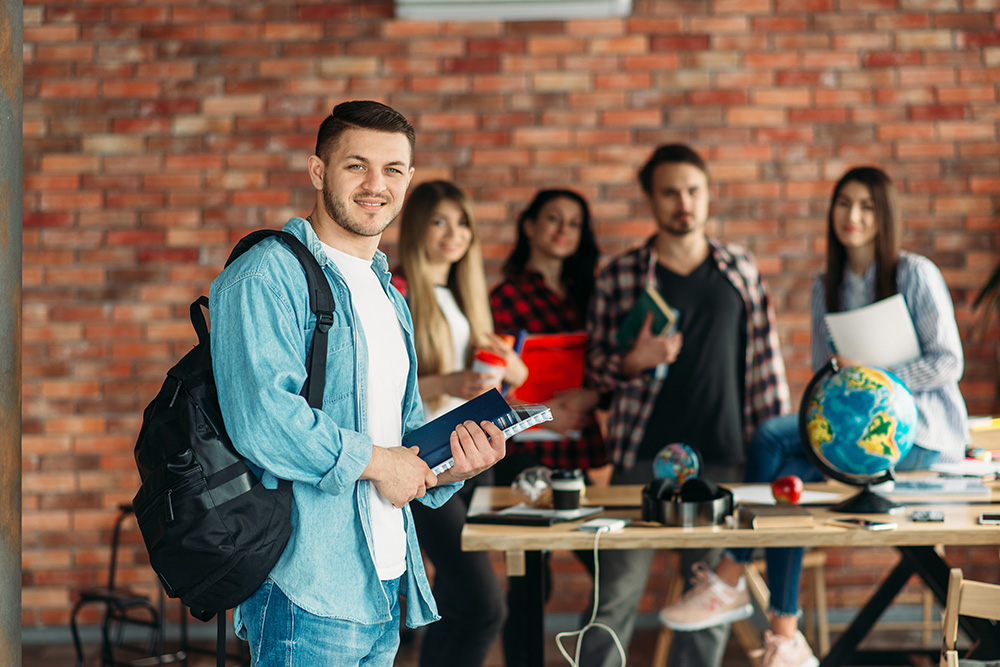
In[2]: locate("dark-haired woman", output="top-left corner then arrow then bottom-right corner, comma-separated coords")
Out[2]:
659,167 -> 970,667
490,189 -> 611,667
490,188 -> 609,482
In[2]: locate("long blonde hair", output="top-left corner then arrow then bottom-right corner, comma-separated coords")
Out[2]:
397,180 -> 494,400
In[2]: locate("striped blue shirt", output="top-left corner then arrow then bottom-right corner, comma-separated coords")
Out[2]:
810,250 -> 970,462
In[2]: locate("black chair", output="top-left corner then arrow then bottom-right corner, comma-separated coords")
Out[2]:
69,504 -> 187,667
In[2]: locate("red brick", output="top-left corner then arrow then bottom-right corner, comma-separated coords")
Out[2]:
864,51 -> 923,66
651,35 -> 710,50
960,30 -> 1000,46
622,53 -> 681,70
727,107 -> 787,126
753,89 -> 812,107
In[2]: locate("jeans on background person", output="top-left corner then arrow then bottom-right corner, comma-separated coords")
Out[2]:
727,413 -> 942,615
410,474 -> 506,667
578,461 -> 743,667
242,577 -> 400,667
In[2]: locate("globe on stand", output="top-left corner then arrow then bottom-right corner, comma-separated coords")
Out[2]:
653,442 -> 702,490
798,360 -> 918,514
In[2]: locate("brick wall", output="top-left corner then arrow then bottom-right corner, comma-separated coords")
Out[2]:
21,0 -> 1000,630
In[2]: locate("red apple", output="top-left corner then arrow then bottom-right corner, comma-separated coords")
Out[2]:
771,475 -> 804,504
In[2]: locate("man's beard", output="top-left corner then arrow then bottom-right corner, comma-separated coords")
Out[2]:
661,215 -> 700,236
322,180 -> 399,238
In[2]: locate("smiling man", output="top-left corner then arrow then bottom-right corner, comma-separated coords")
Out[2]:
209,101 -> 506,667
582,144 -> 790,667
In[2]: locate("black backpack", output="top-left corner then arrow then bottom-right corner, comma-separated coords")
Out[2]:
132,230 -> 334,663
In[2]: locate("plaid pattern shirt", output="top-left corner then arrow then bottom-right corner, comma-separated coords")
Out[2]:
490,270 -> 608,471
586,237 -> 790,471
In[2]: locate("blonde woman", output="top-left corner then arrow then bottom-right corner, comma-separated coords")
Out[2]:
391,179 -> 525,667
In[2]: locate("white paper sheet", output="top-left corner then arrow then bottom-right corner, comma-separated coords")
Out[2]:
823,294 -> 921,368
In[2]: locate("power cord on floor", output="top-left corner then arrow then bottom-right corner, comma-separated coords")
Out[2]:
554,526 -> 627,667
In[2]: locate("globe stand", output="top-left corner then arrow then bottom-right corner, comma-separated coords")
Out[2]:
829,484 -> 906,515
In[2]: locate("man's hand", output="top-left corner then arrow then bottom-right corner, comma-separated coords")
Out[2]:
435,420 -> 506,485
586,463 -> 614,488
621,312 -> 682,378
546,388 -> 598,435
362,445 -> 437,509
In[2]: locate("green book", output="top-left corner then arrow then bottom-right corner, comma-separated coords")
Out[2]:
615,285 -> 680,351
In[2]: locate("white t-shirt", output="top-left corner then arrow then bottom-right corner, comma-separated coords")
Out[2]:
424,286 -> 471,421
321,242 -> 408,580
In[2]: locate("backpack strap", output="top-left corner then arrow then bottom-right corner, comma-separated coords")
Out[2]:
225,229 -> 334,411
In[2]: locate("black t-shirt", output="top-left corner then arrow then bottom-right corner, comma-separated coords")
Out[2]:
636,256 -> 747,464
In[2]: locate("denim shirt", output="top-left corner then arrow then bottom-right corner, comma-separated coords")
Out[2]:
209,217 -> 460,633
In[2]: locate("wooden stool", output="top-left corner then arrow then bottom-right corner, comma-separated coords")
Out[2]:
652,549 -> 830,667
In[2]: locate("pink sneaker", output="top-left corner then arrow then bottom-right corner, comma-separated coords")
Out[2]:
760,631 -> 819,667
658,562 -> 753,631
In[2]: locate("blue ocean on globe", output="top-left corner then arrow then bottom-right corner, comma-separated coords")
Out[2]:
804,365 -> 918,482
653,442 -> 701,489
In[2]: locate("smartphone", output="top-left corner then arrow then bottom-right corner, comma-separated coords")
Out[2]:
578,518 -> 630,533
978,513 -> 1000,525
828,517 -> 897,531
911,510 -> 945,523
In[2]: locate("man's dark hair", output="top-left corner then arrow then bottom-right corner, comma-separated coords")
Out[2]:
638,144 -> 708,195
314,100 -> 416,164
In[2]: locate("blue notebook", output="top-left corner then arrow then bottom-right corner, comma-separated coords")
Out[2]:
404,388 -> 552,475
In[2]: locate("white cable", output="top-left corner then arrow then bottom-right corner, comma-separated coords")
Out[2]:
554,526 -> 627,667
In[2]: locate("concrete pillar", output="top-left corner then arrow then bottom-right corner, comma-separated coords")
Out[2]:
0,1 -> 22,665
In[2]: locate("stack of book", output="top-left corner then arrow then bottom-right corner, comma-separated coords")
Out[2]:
736,504 -> 814,530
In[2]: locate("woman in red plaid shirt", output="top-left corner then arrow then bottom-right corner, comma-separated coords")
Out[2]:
490,188 -> 611,486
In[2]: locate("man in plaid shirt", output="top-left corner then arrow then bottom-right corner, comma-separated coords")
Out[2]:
579,144 -> 790,667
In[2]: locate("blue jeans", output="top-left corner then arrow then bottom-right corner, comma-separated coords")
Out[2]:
727,414 -> 941,616
242,577 -> 401,667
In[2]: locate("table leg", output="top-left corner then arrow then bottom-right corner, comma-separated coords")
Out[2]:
820,553 -> 916,667
821,545 -> 1000,667
522,550 -> 546,667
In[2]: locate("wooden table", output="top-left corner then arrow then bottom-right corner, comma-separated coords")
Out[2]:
462,482 -> 1000,667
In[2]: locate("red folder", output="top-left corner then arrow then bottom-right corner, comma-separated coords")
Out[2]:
510,332 -> 587,404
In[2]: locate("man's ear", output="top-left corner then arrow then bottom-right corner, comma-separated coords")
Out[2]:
307,155 -> 325,191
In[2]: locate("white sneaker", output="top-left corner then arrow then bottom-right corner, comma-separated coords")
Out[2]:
658,562 -> 753,631
759,630 -> 819,667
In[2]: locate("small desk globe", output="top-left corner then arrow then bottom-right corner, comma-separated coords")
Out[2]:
653,443 -> 701,490
798,360 -> 918,514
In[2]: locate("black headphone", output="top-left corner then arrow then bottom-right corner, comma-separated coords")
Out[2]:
641,477 -> 733,526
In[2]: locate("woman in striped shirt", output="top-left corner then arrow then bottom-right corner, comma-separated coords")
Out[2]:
659,166 -> 970,667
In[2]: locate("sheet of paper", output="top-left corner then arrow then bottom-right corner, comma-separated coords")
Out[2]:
823,294 -> 921,368
730,484 -> 844,505
929,460 -> 1000,477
